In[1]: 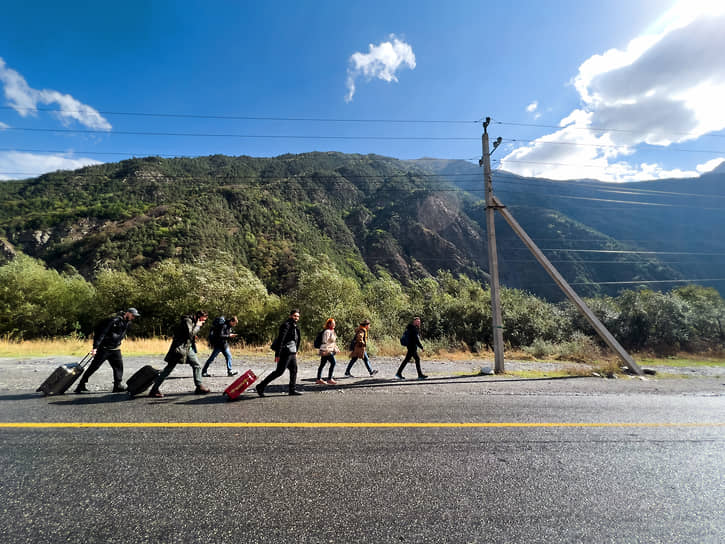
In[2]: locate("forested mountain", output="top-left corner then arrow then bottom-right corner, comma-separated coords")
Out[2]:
1,152 -> 721,301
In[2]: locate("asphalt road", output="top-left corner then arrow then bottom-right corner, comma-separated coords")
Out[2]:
1,356 -> 723,543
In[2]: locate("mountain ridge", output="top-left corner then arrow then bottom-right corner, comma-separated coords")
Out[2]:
1,152 -> 720,301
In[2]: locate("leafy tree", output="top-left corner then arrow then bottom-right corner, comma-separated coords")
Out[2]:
0,255 -> 95,338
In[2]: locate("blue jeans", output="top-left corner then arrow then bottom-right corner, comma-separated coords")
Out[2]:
346,352 -> 372,375
203,344 -> 233,373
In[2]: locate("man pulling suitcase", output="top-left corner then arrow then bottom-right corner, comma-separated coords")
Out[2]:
75,308 -> 140,393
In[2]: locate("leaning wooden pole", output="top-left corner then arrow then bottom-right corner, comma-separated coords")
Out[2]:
491,194 -> 644,376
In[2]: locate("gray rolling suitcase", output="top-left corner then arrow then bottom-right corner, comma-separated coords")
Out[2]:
37,352 -> 93,396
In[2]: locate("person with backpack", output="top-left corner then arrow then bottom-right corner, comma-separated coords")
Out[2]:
256,309 -> 303,397
316,318 -> 340,385
149,311 -> 211,397
395,317 -> 427,380
75,308 -> 140,393
344,319 -> 378,378
201,315 -> 239,377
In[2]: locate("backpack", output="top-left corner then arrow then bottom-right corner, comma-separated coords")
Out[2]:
313,330 -> 324,349
209,316 -> 225,342
400,329 -> 409,347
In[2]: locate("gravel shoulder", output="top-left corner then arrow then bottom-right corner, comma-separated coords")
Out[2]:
1,353 -> 722,397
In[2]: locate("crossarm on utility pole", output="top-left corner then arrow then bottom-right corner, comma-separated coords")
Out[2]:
491,195 -> 643,376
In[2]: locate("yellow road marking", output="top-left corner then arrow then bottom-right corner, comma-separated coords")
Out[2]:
0,422 -> 723,429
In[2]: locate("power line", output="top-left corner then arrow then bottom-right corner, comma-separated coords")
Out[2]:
3,126 -> 480,141
493,119 -> 725,139
0,105 -> 478,124
501,137 -> 725,155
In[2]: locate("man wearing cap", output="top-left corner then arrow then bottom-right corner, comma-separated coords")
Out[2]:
75,308 -> 140,393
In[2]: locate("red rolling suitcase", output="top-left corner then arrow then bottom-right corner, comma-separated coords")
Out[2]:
37,352 -> 93,396
223,370 -> 257,400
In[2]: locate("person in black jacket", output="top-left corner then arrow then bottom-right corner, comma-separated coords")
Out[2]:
149,311 -> 211,398
75,308 -> 140,393
395,317 -> 427,380
256,309 -> 302,397
201,316 -> 239,377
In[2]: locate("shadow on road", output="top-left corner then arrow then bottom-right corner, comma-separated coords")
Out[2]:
48,394 -> 130,406
0,393 -> 47,401
300,373 -> 592,391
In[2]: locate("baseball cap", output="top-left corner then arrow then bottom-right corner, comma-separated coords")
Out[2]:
127,308 -> 141,317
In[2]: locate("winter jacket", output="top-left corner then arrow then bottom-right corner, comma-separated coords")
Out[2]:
405,323 -> 424,353
319,329 -> 339,356
211,321 -> 235,348
93,313 -> 132,351
274,318 -> 300,357
350,326 -> 368,359
164,315 -> 203,364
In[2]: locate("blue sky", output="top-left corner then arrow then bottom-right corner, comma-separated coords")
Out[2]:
1,0 -> 724,182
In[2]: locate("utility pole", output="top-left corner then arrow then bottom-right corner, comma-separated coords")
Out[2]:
481,117 -> 505,373
477,115 -> 643,376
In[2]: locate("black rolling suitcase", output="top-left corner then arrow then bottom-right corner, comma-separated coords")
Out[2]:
37,352 -> 93,396
126,365 -> 160,396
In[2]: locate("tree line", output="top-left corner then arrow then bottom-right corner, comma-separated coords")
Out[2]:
1,255 -> 724,356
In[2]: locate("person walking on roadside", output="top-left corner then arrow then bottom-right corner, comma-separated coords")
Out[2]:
75,308 -> 140,393
345,319 -> 378,378
316,318 -> 340,385
202,315 -> 239,377
395,317 -> 427,380
256,309 -> 303,397
149,311 -> 211,397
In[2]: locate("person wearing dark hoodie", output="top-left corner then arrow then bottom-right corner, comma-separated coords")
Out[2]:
395,317 -> 427,380
75,308 -> 140,393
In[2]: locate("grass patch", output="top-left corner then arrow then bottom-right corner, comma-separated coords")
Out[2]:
638,357 -> 725,368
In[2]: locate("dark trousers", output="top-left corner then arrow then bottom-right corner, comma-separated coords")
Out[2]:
258,350 -> 298,392
79,348 -> 124,386
396,349 -> 422,377
317,354 -> 337,380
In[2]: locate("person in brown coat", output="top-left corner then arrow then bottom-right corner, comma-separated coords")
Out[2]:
344,319 -> 378,377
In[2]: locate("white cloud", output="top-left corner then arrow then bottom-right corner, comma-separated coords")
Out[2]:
0,57 -> 111,131
345,35 -> 416,102
696,157 -> 725,174
0,121 -> 8,130
526,101 -> 538,113
501,2 -> 725,181
0,151 -> 101,181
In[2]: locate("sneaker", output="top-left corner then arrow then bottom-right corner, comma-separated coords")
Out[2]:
202,372 -> 211,377
289,390 -> 303,396
195,385 -> 211,395
316,378 -> 328,385
149,390 -> 164,398
394,374 -> 405,380
255,384 -> 265,397
370,369 -> 379,376
327,378 -> 338,385
112,384 -> 127,393
227,370 -> 238,377
74,384 -> 89,394
417,375 -> 428,380
344,372 -> 353,378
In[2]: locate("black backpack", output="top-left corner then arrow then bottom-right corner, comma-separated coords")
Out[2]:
313,330 -> 324,349
209,316 -> 225,342
400,329 -> 409,346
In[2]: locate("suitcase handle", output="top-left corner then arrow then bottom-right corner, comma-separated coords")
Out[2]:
78,351 -> 94,368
